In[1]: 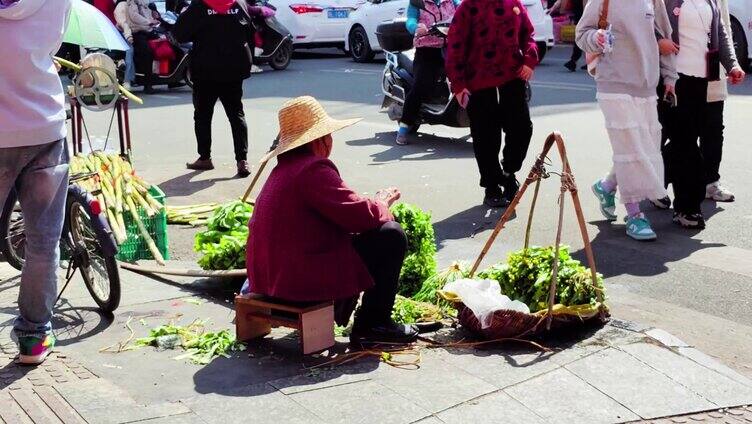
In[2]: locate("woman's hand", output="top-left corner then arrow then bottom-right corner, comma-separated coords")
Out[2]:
375,187 -> 401,207
415,23 -> 429,37
595,29 -> 607,47
456,89 -> 471,108
664,84 -> 676,96
658,38 -> 679,55
518,65 -> 534,81
729,67 -> 746,85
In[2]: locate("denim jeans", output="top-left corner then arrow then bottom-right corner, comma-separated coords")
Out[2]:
125,46 -> 136,84
0,140 -> 69,338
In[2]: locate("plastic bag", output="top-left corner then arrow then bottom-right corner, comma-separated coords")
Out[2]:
443,279 -> 530,328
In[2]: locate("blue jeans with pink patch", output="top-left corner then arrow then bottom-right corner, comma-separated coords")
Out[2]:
0,140 -> 69,339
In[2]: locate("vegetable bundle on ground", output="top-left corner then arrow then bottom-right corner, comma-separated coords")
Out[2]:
135,320 -> 246,365
477,246 -> 604,313
194,200 -> 253,270
69,152 -> 165,264
166,203 -> 219,226
391,203 -> 437,297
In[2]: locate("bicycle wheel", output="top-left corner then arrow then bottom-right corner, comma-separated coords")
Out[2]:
0,190 -> 26,271
68,198 -> 121,312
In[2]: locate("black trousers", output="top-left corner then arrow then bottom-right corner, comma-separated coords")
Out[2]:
570,12 -> 583,62
467,79 -> 533,188
700,100 -> 724,184
348,222 -> 407,326
132,31 -> 155,85
664,74 -> 709,214
401,47 -> 445,127
192,80 -> 249,162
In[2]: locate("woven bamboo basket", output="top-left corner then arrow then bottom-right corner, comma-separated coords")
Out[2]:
454,302 -> 608,340
454,132 -> 609,340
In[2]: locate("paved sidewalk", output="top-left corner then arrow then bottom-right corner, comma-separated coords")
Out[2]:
1,262 -> 751,424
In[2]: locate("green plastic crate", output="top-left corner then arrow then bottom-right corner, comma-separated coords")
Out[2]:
116,185 -> 169,262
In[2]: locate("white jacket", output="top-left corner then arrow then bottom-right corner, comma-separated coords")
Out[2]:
708,0 -> 731,103
127,0 -> 156,33
0,0 -> 71,148
114,1 -> 132,41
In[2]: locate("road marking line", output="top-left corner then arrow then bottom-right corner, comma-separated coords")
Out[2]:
321,69 -> 383,75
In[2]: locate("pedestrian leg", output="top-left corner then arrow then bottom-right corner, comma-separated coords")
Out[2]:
700,100 -> 724,185
191,81 -> 219,162
467,88 -> 504,194
13,140 -> 69,339
667,75 -> 707,223
351,222 -> 407,325
499,79 -> 533,176
218,80 -> 249,162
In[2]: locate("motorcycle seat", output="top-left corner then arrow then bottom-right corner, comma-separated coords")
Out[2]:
397,50 -> 415,76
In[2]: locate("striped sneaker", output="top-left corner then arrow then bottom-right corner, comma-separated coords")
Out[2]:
16,334 -> 55,366
706,181 -> 735,202
591,181 -> 617,221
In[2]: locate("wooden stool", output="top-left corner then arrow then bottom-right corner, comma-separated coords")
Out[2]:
235,294 -> 335,355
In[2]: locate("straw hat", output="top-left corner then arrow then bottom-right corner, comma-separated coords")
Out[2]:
261,96 -> 361,163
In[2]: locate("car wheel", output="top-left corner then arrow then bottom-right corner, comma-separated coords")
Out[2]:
349,26 -> 375,63
536,42 -> 547,63
270,41 -> 293,71
731,19 -> 749,70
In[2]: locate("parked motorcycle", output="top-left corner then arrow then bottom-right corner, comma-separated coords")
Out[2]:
248,1 -> 294,71
376,3 -> 470,132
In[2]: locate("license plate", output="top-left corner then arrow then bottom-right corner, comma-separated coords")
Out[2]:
327,9 -> 349,18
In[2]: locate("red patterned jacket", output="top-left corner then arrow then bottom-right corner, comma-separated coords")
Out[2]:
446,0 -> 538,94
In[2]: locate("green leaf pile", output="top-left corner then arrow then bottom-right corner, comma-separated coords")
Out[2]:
135,320 -> 246,365
391,203 -> 437,297
194,201 -> 253,270
478,246 -> 604,313
391,295 -> 444,324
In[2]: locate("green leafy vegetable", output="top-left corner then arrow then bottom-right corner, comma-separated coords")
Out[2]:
391,203 -> 437,297
478,246 -> 605,313
194,201 -> 253,270
412,262 -> 470,306
135,320 -> 246,365
391,295 -> 445,324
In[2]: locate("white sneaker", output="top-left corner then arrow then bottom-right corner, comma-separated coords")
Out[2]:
706,181 -> 735,202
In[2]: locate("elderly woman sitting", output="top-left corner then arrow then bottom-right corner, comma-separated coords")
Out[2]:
247,96 -> 418,345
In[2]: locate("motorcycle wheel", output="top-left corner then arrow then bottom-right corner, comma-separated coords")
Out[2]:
270,42 -> 292,71
349,26 -> 375,63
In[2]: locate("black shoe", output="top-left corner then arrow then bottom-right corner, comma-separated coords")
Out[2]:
350,320 -> 419,346
186,158 -> 215,171
673,212 -> 706,229
484,186 -> 505,208
143,85 -> 156,95
564,60 -> 577,72
580,64 -> 588,70
236,160 -> 251,178
501,175 -> 520,204
650,196 -> 672,210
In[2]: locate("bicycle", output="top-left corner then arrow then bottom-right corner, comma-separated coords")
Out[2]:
0,172 -> 122,313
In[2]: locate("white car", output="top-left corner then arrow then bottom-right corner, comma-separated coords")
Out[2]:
268,0 -> 363,49
729,0 -> 751,68
344,0 -> 555,62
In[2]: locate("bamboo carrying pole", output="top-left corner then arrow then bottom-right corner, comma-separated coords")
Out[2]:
241,135 -> 280,203
120,262 -> 246,278
469,132 -> 606,324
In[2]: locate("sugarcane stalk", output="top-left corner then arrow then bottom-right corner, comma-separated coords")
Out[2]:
125,197 -> 165,266
132,189 -> 155,217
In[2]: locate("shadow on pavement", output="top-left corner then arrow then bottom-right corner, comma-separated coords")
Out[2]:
571,202 -> 725,278
51,305 -> 114,347
433,205 -> 517,250
159,170 -> 238,198
192,333 -> 378,396
347,131 -> 473,164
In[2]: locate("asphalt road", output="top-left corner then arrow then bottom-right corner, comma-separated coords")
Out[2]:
76,46 -> 752,375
